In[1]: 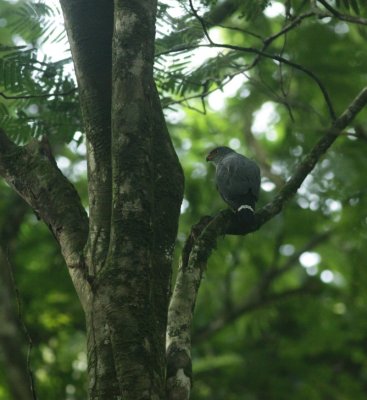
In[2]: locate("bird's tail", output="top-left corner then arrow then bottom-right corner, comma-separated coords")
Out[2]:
237,204 -> 255,227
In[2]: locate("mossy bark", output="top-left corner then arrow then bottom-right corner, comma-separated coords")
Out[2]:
1,0 -> 184,397
59,0 -> 184,398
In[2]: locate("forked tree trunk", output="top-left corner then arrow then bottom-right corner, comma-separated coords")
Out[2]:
0,0 -> 184,397
59,0 -> 184,398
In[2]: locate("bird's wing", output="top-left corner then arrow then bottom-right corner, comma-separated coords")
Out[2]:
216,153 -> 261,202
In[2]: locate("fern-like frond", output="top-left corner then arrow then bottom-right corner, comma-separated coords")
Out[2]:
334,0 -> 366,14
4,1 -> 67,46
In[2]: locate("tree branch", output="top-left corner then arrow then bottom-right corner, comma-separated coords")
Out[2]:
188,0 -> 336,121
155,0 -> 240,55
316,0 -> 367,26
0,129 -> 90,309
158,44 -> 336,121
0,88 -> 77,100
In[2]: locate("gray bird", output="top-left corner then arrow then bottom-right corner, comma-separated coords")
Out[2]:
206,146 -> 260,226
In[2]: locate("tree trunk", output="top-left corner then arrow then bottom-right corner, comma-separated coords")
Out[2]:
1,0 -> 184,397
59,0 -> 184,398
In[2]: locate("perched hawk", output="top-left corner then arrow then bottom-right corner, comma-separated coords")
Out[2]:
206,146 -> 260,226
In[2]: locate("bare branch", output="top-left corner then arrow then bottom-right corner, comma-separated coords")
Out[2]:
317,0 -> 367,26
0,129 -> 90,309
188,0 -> 213,44
187,4 -> 337,121
0,88 -> 77,100
157,8 -> 335,119
162,1 -> 335,121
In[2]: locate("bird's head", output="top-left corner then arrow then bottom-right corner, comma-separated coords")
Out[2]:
206,146 -> 234,164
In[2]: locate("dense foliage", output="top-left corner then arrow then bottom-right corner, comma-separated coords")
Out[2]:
1,0 -> 367,399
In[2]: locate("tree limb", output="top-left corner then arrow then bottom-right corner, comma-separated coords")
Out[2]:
188,0 -> 336,121
0,129 -> 90,308
0,88 -> 77,100
155,0 -> 240,55
316,0 -> 367,26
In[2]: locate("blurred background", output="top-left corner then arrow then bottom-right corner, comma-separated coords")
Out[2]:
1,0 -> 367,399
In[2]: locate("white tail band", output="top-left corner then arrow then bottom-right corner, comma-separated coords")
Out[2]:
237,205 -> 254,213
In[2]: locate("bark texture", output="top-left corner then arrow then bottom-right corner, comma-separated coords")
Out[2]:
59,0 -> 114,276
98,1 -> 183,398
0,131 -> 89,308
59,2 -> 118,397
59,0 -> 184,398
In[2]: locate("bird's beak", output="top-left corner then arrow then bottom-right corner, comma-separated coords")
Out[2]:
206,154 -> 211,162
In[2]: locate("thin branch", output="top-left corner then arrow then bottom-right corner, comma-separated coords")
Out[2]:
218,52 -> 335,121
263,11 -> 315,45
155,10 -> 314,57
5,251 -> 38,400
157,1 -> 366,122
216,23 -> 264,41
316,0 -> 367,25
184,1 -> 336,120
317,0 -> 342,16
161,72 -> 238,109
156,0 -> 241,57
0,87 -> 77,100
277,12 -> 295,122
274,231 -> 332,276
188,0 -> 213,44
